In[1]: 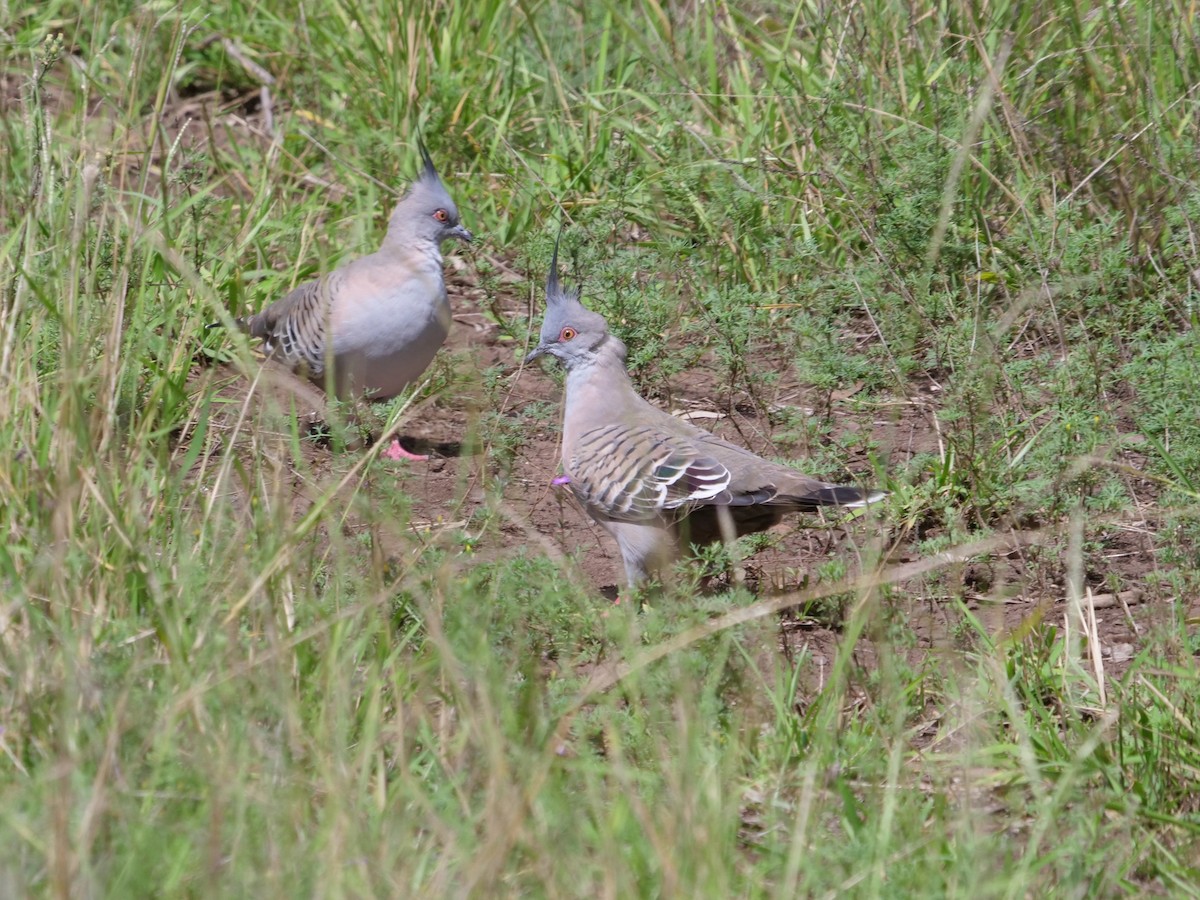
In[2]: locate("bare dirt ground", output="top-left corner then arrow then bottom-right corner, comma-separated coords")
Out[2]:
116,84 -> 1181,697
188,256 -> 1180,697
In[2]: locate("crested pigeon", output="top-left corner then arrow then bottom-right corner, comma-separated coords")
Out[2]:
525,237 -> 885,589
236,144 -> 472,460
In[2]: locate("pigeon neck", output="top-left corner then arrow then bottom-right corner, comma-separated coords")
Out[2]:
563,337 -> 634,401
379,231 -> 443,266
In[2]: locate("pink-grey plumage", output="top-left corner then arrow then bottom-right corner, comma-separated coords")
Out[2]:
525,233 -> 885,587
238,144 -> 472,460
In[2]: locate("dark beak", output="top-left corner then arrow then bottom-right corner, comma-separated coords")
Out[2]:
524,344 -> 547,364
450,224 -> 473,243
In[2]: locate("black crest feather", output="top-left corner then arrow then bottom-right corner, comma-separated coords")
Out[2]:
546,222 -> 564,304
417,136 -> 439,182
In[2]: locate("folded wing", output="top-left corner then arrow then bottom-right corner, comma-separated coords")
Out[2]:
570,423 -> 781,520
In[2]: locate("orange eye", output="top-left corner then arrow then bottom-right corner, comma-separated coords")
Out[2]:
559,326 -> 577,341
433,209 -> 449,222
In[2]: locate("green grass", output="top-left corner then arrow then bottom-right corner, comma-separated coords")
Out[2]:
4,0 -> 1200,894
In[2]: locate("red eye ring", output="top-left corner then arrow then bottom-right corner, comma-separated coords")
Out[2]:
433,209 -> 449,222
559,326 -> 577,341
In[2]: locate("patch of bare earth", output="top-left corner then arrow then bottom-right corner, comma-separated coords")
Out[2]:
184,261 -> 1184,707
145,77 -> 1186,707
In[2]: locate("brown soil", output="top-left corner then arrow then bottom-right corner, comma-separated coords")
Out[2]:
146,75 -> 1185,699
186,255 -> 1186,700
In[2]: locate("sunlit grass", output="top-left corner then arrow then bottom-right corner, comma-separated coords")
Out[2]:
1,0 -> 1199,894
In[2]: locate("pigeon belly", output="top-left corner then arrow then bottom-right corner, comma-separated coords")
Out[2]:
332,277 -> 452,400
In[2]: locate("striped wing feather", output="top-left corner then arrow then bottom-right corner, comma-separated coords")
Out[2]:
570,424 -> 744,520
691,430 -> 874,510
241,275 -> 335,376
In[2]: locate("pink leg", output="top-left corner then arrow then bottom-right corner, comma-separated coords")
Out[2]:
381,438 -> 428,462
600,595 -> 624,619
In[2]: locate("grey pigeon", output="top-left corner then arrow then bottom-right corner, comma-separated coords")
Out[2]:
525,236 -> 885,588
237,144 -> 472,460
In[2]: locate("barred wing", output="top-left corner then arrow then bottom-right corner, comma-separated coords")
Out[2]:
569,423 -> 741,520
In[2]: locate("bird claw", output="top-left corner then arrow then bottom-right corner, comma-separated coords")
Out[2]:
382,439 -> 428,462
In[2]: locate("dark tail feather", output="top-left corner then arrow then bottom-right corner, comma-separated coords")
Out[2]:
800,484 -> 887,510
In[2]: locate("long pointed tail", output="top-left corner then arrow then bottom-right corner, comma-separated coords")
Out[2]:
805,484 -> 887,509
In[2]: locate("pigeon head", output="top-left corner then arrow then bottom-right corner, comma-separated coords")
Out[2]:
525,231 -> 620,370
386,141 -> 473,247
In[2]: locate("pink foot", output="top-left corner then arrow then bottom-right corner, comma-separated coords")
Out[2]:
381,439 -> 428,462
